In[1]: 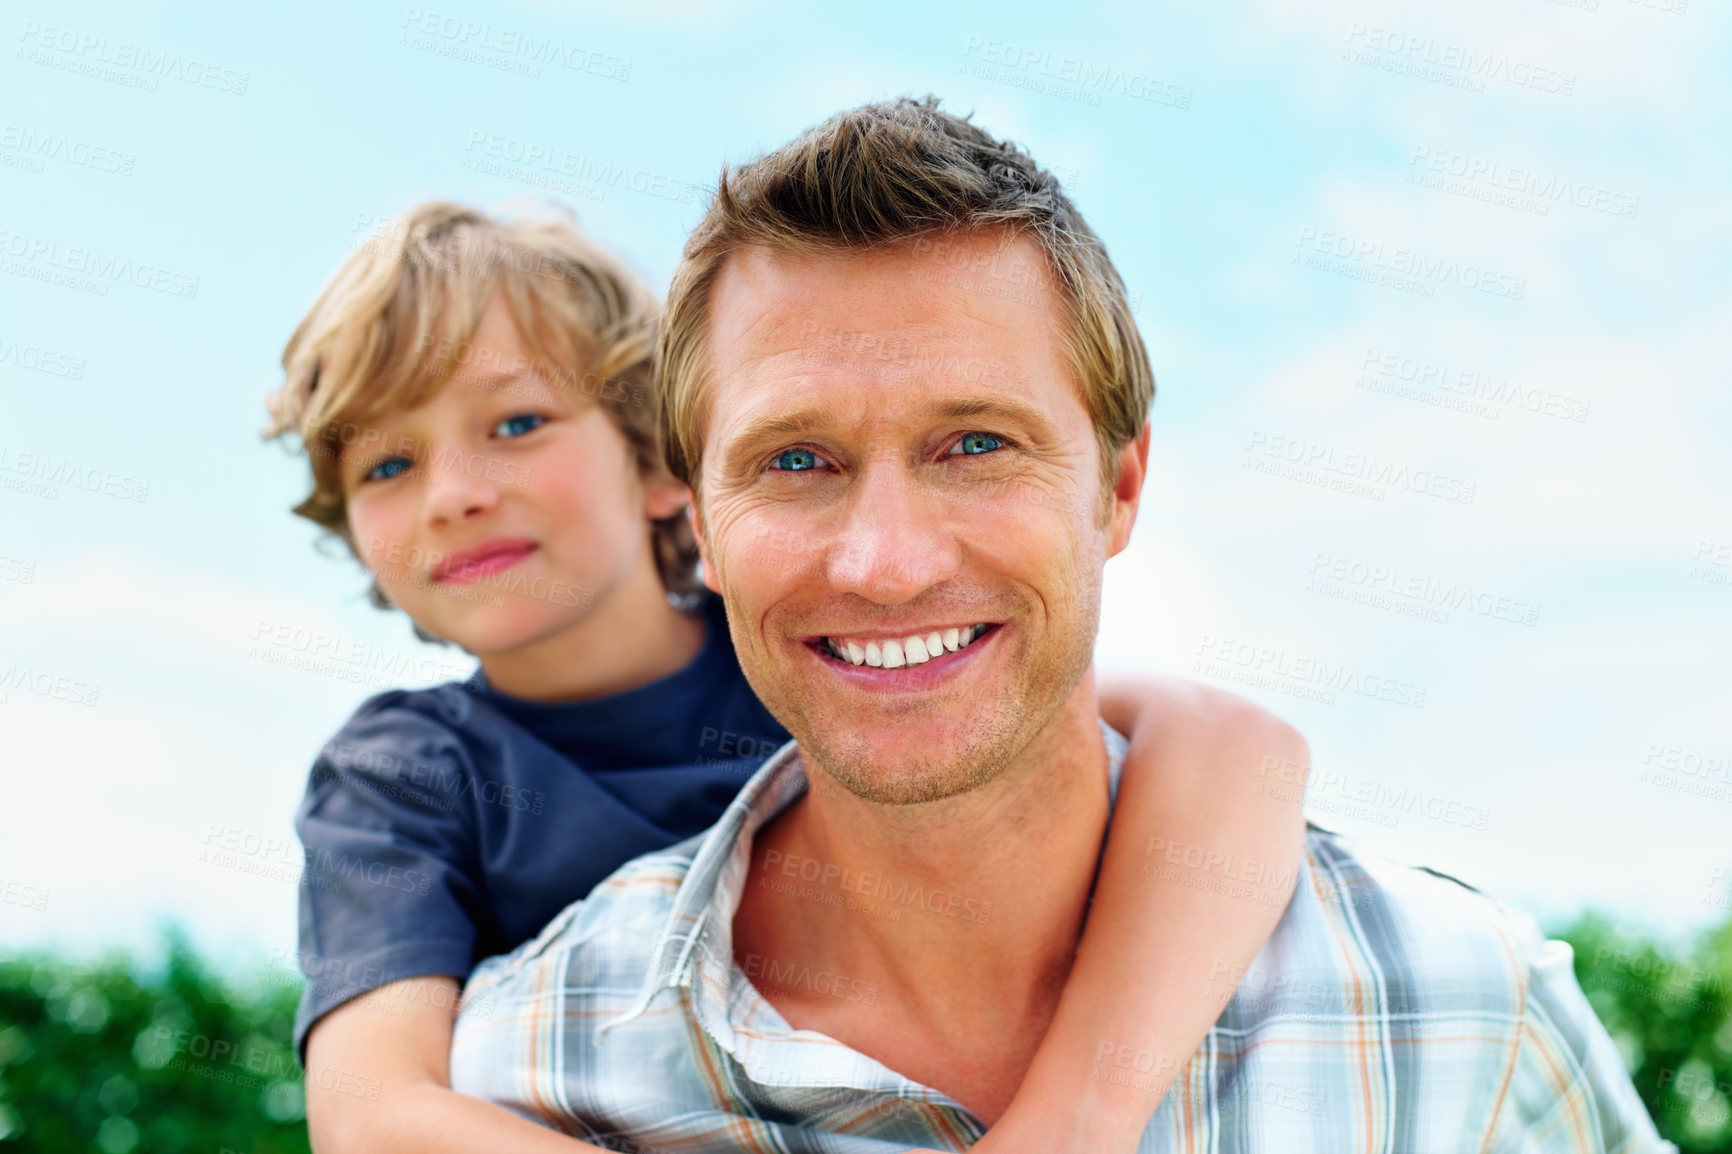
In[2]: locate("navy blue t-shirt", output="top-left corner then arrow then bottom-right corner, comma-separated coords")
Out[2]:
290,593 -> 788,1057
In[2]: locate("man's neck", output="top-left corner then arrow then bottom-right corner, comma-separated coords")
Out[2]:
731,676 -> 1113,1122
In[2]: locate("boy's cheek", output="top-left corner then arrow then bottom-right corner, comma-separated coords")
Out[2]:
350,515 -> 415,577
355,535 -> 432,612
355,540 -> 399,583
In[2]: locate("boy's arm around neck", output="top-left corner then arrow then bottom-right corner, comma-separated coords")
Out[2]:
965,674 -> 1309,1154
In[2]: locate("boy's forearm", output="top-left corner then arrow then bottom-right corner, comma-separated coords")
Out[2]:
309,1079 -> 605,1154
983,676 -> 1308,1154
305,978 -> 609,1154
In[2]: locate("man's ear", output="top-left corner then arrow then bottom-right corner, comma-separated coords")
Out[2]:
688,491 -> 724,594
1106,425 -> 1151,558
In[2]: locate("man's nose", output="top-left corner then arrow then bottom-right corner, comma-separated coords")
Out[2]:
824,463 -> 962,604
423,448 -> 502,526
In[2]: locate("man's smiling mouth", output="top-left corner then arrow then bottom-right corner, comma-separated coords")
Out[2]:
814,624 -> 997,668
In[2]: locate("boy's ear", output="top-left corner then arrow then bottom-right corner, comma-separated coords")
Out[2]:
643,475 -> 691,522
688,494 -> 723,594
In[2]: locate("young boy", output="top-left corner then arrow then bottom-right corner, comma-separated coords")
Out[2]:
266,202 -> 1309,1154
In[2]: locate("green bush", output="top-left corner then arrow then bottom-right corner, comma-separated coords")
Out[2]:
0,929 -> 308,1154
1556,912 -> 1732,1153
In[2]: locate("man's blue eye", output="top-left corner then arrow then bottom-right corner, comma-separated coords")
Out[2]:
495,414 -> 544,438
954,433 -> 1003,456
772,448 -> 823,472
364,457 -> 412,482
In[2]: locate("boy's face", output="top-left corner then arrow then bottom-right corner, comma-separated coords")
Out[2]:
340,295 -> 686,655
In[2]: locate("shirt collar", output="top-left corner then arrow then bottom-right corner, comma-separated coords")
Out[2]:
605,721 -> 1129,1074
604,736 -> 809,1034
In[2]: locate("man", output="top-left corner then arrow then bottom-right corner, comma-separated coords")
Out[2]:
450,96 -> 1668,1152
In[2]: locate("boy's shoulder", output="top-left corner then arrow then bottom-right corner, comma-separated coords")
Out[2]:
312,679 -> 489,782
340,676 -> 487,729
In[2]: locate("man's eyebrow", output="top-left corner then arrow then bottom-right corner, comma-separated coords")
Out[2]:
933,395 -> 1054,434
718,407 -> 833,472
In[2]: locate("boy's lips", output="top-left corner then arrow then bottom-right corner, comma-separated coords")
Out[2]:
432,538 -> 537,584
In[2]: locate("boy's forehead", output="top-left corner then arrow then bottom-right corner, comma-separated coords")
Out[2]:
426,314 -> 544,387
429,339 -> 580,404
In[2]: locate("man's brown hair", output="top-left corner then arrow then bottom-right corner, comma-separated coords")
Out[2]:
657,95 -> 1155,513
264,201 -> 701,609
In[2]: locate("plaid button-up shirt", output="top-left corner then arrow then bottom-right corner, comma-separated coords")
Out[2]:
450,727 -> 1670,1153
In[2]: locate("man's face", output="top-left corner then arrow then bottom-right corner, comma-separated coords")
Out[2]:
694,232 -> 1147,804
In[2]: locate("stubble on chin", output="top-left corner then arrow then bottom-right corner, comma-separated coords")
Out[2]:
802,708 -> 1023,806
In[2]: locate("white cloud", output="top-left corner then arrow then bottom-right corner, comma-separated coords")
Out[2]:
0,550 -> 471,956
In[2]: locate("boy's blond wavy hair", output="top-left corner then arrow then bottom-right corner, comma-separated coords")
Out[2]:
265,201 -> 701,612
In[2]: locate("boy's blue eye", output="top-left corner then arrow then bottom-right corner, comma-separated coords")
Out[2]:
364,457 -> 412,483
494,413 -> 544,438
952,432 -> 1004,456
771,448 -> 824,472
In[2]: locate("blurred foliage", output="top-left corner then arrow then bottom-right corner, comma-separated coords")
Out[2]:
1556,912 -> 1732,1153
0,927 -> 308,1153
0,916 -> 1727,1151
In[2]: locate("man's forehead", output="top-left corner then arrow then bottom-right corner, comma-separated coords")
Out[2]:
709,236 -> 1060,347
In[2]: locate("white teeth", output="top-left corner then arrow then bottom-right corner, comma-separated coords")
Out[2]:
828,625 -> 990,669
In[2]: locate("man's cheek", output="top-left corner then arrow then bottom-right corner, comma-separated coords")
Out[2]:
964,478 -> 1091,568
716,505 -> 812,585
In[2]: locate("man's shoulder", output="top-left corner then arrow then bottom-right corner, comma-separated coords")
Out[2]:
460,839 -> 701,1001
1230,827 -> 1672,1152
1301,823 -> 1504,927
1246,825 -> 1545,1020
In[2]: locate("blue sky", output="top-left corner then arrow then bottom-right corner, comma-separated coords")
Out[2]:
1,0 -> 1728,967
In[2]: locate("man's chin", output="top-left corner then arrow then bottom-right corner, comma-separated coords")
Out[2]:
800,720 -> 1020,806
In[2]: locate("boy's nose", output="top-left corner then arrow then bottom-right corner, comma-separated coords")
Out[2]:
423,450 -> 503,525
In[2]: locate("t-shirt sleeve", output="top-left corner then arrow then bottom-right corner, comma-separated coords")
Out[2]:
1488,908 -> 1676,1153
291,693 -> 487,1061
